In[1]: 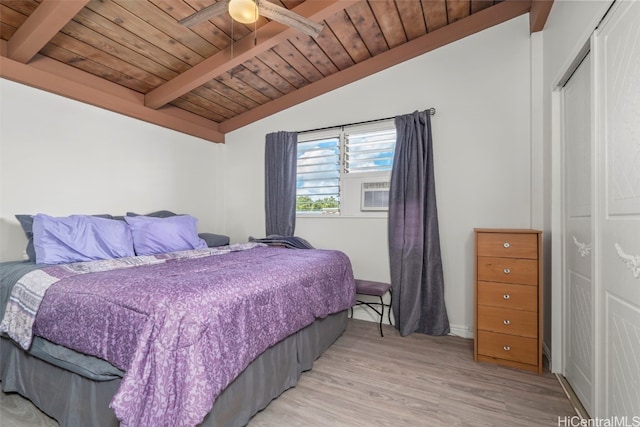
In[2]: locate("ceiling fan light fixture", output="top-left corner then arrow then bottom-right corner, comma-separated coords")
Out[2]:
228,0 -> 259,24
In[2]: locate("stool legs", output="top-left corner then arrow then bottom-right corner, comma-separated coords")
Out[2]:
352,285 -> 393,337
353,298 -> 387,337
388,287 -> 393,326
378,295 -> 384,337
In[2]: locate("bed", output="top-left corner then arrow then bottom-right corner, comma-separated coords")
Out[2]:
0,241 -> 355,426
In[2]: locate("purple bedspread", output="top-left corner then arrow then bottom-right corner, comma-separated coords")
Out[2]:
31,246 -> 355,426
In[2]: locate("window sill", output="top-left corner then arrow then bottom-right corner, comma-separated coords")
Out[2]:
296,213 -> 387,219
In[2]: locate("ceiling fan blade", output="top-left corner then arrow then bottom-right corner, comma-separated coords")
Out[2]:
258,1 -> 324,38
178,0 -> 230,27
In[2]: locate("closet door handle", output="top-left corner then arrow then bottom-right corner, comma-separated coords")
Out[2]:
503,294 -> 510,300
503,345 -> 511,351
503,319 -> 511,325
503,268 -> 511,274
615,243 -> 640,279
503,242 -> 510,248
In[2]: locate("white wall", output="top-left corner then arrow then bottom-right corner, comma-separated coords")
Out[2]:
539,0 -> 613,370
224,15 -> 533,337
0,13 -> 538,338
0,79 -> 225,262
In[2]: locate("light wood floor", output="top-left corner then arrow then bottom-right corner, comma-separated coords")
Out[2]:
1,319 -> 576,426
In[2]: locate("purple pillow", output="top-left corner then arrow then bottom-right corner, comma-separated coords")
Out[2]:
32,214 -> 135,265
124,215 -> 207,256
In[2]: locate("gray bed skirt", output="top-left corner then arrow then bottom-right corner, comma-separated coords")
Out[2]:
0,310 -> 347,427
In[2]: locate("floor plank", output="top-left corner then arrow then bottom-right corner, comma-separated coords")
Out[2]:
0,319 -> 575,426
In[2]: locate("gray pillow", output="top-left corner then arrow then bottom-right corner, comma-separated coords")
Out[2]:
126,210 -> 177,218
198,233 -> 230,248
15,214 -> 36,262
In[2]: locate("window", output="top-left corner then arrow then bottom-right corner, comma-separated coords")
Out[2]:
345,128 -> 396,174
296,136 -> 341,214
296,121 -> 396,215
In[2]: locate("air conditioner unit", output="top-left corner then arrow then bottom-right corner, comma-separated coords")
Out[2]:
361,181 -> 390,211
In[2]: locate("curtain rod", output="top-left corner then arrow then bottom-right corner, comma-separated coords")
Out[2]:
297,107 -> 436,135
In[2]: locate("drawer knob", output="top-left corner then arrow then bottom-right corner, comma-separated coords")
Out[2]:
503,242 -> 510,248
504,268 -> 511,274
503,345 -> 511,351
503,319 -> 511,325
503,294 -> 510,300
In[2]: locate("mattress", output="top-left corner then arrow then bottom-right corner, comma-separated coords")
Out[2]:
0,245 -> 355,426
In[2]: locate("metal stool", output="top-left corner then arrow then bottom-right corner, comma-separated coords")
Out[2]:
350,279 -> 392,337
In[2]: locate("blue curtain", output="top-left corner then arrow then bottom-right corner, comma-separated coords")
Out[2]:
265,131 -> 298,237
388,111 -> 449,336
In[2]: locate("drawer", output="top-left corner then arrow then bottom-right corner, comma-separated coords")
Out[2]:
477,257 -> 538,285
477,233 -> 538,259
477,306 -> 537,337
477,281 -> 537,312
477,331 -> 538,365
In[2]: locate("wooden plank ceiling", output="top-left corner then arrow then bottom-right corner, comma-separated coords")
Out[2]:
0,0 -> 552,143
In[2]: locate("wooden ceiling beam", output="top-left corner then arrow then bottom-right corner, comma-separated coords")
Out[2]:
144,0 -> 358,110
219,0 -> 531,133
530,0 -> 554,32
0,40 -> 224,144
7,0 -> 89,64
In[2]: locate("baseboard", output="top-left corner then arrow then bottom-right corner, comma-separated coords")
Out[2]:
351,310 -> 473,339
449,324 -> 473,339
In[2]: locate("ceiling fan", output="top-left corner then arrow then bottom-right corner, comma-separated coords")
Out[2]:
178,0 -> 324,38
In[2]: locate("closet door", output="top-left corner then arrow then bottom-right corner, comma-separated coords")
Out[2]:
594,0 -> 640,417
562,53 -> 594,416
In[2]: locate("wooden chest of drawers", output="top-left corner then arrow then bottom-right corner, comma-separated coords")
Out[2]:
474,229 -> 543,374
